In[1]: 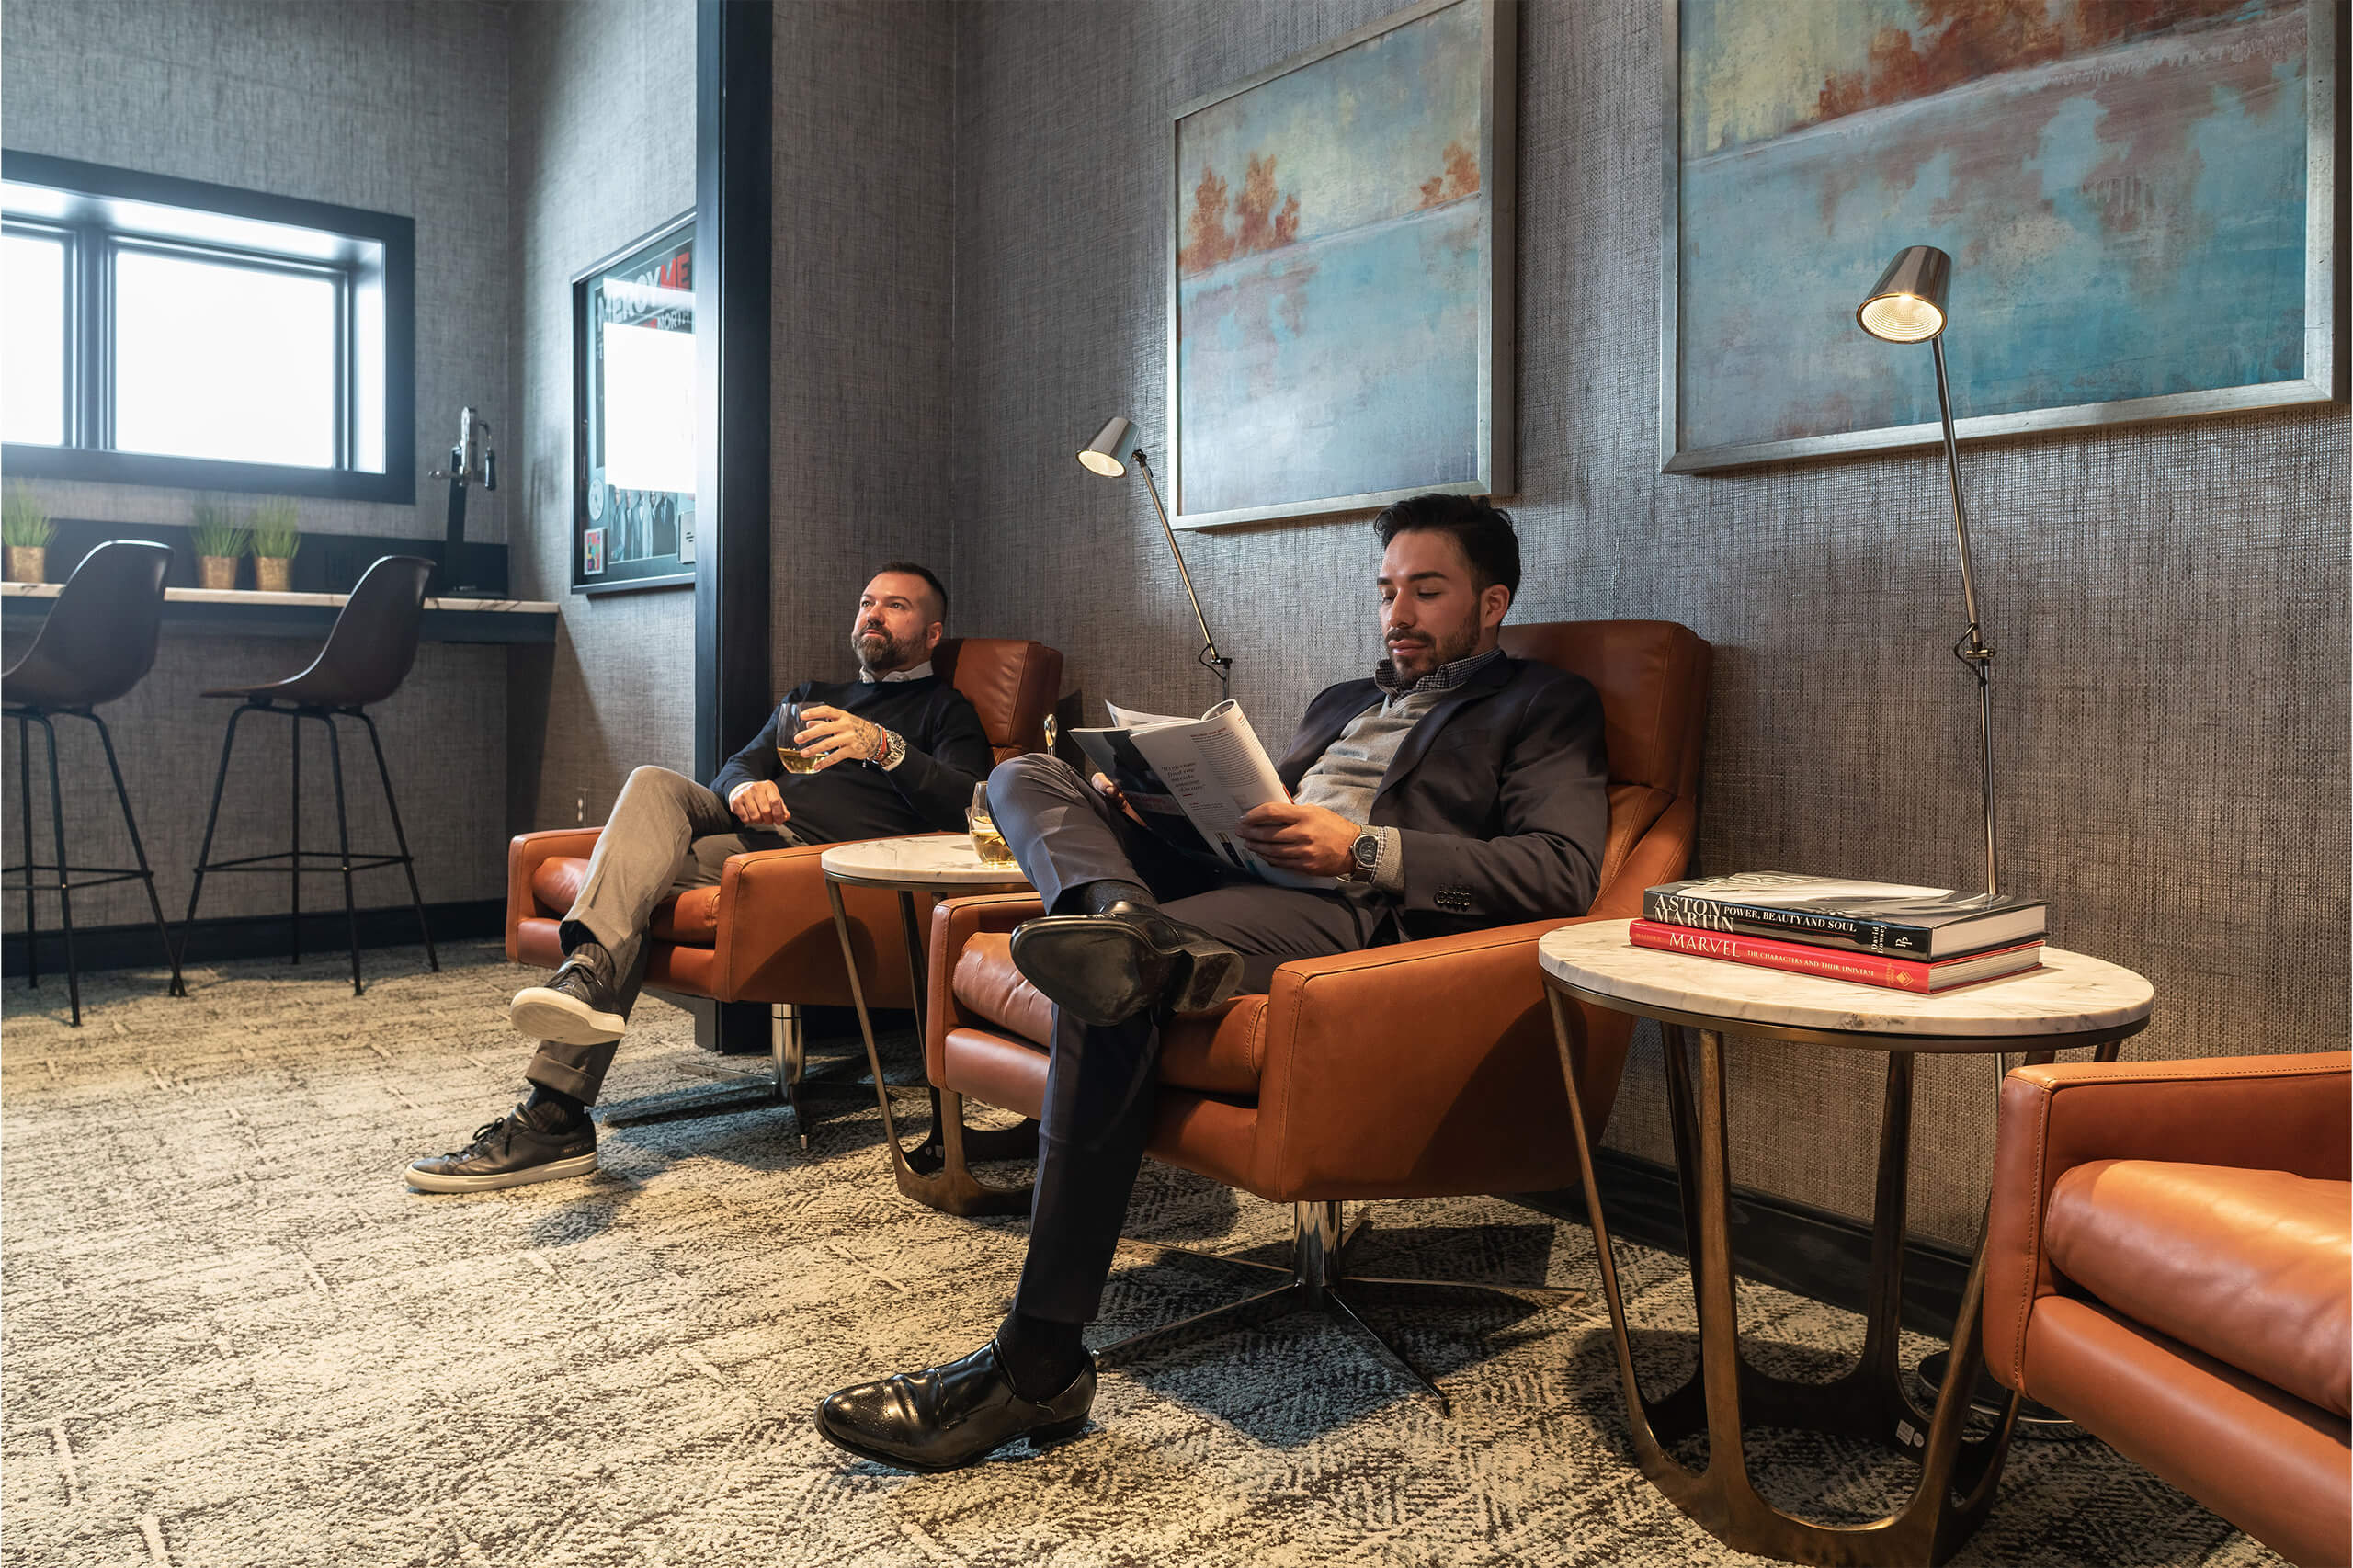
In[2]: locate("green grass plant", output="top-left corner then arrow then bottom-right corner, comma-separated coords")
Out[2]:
251,499 -> 301,560
189,502 -> 251,560
3,483 -> 55,550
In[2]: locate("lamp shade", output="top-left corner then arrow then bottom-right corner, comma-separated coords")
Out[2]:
1077,415 -> 1132,477
1857,245 -> 1951,343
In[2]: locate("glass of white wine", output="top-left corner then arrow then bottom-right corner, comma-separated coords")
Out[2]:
968,780 -> 1016,868
776,700 -> 819,774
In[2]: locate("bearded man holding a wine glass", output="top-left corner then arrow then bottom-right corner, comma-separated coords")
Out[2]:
404,562 -> 994,1194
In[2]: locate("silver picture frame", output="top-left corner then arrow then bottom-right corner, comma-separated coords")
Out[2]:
1659,0 -> 2343,475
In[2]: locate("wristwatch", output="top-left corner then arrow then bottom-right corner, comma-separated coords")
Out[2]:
1347,825 -> 1381,882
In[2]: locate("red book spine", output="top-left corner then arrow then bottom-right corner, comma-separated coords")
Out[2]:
1629,919 -> 1951,992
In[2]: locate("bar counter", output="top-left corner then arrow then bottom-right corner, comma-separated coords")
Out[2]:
1,581 -> 558,644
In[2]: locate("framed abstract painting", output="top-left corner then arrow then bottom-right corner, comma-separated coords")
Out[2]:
1663,0 -> 2341,473
1169,0 -> 1515,528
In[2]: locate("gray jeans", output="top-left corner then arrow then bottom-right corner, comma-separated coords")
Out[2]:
525,764 -> 802,1103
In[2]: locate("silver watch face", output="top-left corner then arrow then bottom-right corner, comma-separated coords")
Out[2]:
1353,833 -> 1380,868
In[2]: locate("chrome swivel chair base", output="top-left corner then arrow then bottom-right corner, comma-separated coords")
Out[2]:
1097,1199 -> 1585,1416
597,1004 -> 872,1148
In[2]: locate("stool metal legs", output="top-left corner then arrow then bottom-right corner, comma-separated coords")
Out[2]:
6,708 -> 186,1027
184,699 -> 438,996
355,711 -> 437,972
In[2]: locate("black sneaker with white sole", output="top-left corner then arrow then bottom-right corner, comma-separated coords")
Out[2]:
509,945 -> 627,1045
405,1108 -> 597,1193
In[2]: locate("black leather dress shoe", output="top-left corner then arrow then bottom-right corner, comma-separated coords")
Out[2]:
509,945 -> 626,1045
1006,901 -> 1244,1027
814,1340 -> 1096,1472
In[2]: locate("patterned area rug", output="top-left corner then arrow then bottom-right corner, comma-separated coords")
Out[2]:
2,947 -> 2276,1567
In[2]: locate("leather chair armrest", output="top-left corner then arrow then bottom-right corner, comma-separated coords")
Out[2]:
506,828 -> 604,961
1247,915 -> 1608,1198
1984,1051 -> 2351,1392
1588,798 -> 1695,921
927,892 -> 1045,1082
707,842 -> 839,999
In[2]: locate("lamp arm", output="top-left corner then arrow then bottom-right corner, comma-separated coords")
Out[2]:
1130,448 -> 1232,702
1930,336 -> 1998,900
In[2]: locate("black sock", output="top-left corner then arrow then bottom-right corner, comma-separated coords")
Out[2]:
521,1084 -> 588,1131
1076,879 -> 1155,918
995,1311 -> 1086,1399
557,923 -> 610,966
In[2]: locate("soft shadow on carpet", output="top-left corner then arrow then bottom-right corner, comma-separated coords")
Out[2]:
2,945 -> 2276,1567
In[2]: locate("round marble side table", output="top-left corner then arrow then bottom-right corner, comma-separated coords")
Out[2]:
1538,919 -> 2153,1567
820,834 -> 1035,1217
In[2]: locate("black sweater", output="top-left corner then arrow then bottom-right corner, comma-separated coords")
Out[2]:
707,676 -> 995,845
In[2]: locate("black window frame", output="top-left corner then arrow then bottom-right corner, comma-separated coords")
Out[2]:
1,151 -> 415,504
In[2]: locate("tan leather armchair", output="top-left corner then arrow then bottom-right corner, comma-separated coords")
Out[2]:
1984,1051 -> 2350,1568
916,620 -> 1711,1401
504,636 -> 1062,1134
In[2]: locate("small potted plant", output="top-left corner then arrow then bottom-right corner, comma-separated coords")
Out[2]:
4,483 -> 55,583
190,503 -> 250,590
251,499 -> 301,593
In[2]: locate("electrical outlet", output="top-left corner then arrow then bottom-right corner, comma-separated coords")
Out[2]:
576,789 -> 585,826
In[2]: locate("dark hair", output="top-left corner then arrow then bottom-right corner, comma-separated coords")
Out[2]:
1371,494 -> 1520,599
872,561 -> 948,624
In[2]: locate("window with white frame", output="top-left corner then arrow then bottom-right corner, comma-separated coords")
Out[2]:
1,152 -> 415,503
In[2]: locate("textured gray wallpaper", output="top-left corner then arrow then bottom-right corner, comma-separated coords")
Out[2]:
506,0 -> 697,832
949,0 -> 2350,1241
1,0 -> 514,545
1,0 -> 514,927
765,1 -> 958,692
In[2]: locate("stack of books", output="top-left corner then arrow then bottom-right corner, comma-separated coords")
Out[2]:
1635,873 -> 2048,994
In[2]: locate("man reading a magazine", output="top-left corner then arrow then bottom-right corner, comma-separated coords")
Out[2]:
816,494 -> 1610,1471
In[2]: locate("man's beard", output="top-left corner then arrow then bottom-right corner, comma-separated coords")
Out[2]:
853,627 -> 919,674
1387,619 -> 1482,676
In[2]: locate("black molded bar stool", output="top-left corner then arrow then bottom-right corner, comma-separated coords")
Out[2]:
3,540 -> 188,1025
185,554 -> 439,994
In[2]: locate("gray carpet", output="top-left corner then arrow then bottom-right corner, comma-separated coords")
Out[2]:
2,945 -> 2279,1567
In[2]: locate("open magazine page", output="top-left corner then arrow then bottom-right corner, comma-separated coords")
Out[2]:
1104,699 -> 1193,731
1126,703 -> 1333,891
1071,700 -> 1335,891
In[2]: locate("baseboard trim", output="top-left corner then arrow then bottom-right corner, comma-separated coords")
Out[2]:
2,898 -> 507,977
1514,1148 -> 1974,1341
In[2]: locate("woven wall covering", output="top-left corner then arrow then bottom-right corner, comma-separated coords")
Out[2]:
506,0 -> 699,832
946,0 -> 2349,1241
0,0 -> 521,919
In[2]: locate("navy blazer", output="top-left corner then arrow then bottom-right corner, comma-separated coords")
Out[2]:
1276,654 -> 1610,941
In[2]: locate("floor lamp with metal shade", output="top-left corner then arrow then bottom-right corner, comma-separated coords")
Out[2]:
1077,416 -> 1233,704
1857,244 -> 2001,901
1859,245 -> 2078,1426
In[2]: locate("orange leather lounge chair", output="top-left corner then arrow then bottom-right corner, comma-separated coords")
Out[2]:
1984,1051 -> 2351,1567
504,636 -> 1062,1139
913,620 -> 1711,1404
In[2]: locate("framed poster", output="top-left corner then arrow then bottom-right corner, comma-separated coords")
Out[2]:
1662,0 -> 2341,473
1169,0 -> 1515,529
572,211 -> 697,592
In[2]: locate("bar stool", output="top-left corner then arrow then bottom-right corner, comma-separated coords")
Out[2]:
185,554 -> 440,995
3,540 -> 188,1025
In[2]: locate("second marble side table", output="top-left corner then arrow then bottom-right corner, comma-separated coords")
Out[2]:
820,835 -> 1037,1217
1539,919 -> 2154,1566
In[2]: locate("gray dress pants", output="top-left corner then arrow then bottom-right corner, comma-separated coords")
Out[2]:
524,765 -> 803,1103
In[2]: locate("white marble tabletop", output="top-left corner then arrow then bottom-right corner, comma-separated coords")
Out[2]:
1540,919 -> 2153,1041
821,833 -> 1032,890
0,582 -> 556,613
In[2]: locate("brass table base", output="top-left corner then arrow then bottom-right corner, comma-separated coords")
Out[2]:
1545,984 -> 2139,1566
826,876 -> 1038,1218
